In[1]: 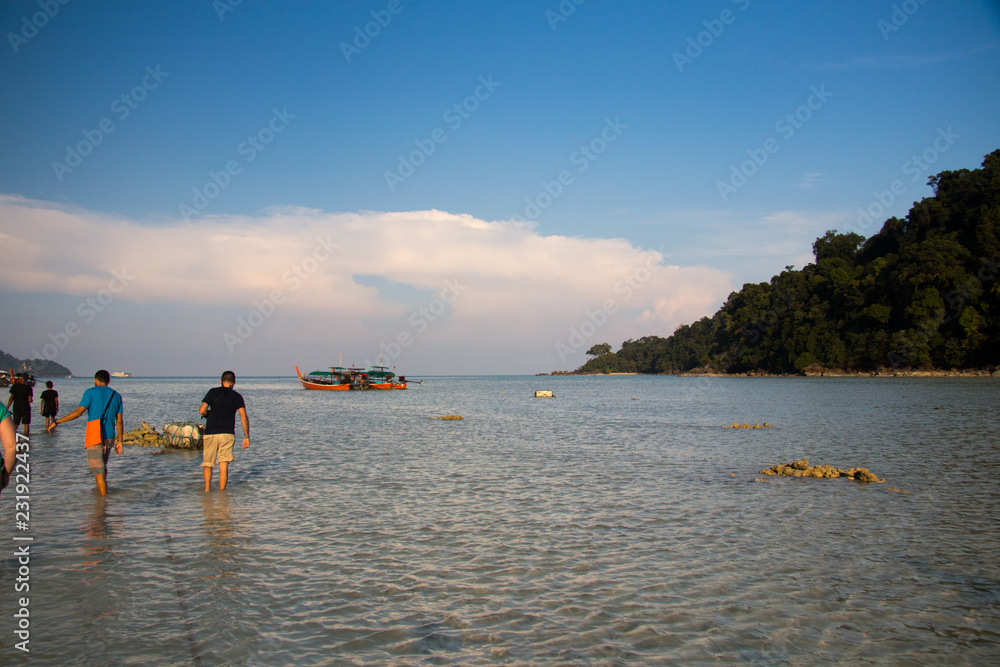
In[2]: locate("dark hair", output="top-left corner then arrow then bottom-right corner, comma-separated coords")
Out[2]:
221,370 -> 236,384
95,370 -> 110,383
46,381 -> 53,388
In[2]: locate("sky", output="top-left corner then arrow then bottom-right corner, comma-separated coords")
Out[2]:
1,0 -> 998,376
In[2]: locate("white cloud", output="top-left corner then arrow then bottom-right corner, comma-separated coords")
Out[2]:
650,208 -> 852,284
0,195 -> 733,373
798,172 -> 826,191
804,43 -> 1000,72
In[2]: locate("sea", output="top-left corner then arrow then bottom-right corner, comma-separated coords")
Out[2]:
1,375 -> 998,665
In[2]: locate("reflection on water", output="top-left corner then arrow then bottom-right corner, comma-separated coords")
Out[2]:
201,492 -> 239,571
1,376 -> 999,664
72,497 -> 120,629
79,496 -> 113,570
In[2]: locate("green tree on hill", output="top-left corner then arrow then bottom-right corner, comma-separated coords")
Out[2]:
0,349 -> 73,377
586,343 -> 612,357
573,149 -> 1000,375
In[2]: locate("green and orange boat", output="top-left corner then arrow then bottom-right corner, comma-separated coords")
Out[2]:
295,365 -> 407,390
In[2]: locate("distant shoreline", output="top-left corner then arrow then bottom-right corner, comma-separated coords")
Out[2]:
541,368 -> 999,378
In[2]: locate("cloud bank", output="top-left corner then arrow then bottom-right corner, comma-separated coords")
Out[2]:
0,195 -> 732,374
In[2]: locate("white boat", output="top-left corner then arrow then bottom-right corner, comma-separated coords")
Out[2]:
111,371 -> 132,377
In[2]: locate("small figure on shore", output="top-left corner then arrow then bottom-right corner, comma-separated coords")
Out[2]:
199,371 -> 249,492
0,403 -> 16,497
6,375 -> 33,437
48,370 -> 124,496
40,380 -> 59,430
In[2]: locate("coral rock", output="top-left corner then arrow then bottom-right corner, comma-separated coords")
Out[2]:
760,460 -> 886,483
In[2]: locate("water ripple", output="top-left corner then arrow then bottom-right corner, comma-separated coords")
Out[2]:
1,376 -> 998,664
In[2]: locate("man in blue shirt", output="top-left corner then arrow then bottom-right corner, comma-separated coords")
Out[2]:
48,370 -> 124,496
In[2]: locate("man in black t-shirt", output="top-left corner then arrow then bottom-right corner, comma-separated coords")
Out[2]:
6,376 -> 33,437
40,381 -> 59,430
198,370 -> 250,492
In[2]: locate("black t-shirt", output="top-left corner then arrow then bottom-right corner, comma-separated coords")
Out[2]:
40,389 -> 58,412
8,384 -> 32,412
202,386 -> 246,435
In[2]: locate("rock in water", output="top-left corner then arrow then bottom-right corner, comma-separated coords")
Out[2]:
758,461 -> 886,483
123,422 -> 167,447
852,468 -> 881,483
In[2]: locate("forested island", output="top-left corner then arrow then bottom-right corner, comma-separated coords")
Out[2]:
569,150 -> 999,376
0,348 -> 72,377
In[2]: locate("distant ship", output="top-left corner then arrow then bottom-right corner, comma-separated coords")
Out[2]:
111,371 -> 132,378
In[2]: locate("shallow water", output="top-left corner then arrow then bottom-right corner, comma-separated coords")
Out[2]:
2,375 -> 999,665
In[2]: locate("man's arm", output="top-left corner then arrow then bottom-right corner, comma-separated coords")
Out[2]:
1,417 -> 15,476
1,416 -> 15,491
48,405 -> 86,432
114,412 -> 124,455
199,402 -> 210,416
238,407 -> 249,449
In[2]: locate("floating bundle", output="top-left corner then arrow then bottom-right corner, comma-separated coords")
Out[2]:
162,421 -> 205,449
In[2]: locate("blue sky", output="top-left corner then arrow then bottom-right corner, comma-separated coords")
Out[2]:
1,0 -> 998,376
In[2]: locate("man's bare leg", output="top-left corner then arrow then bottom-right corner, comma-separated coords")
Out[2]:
219,461 -> 229,491
95,473 -> 108,496
203,465 -> 213,492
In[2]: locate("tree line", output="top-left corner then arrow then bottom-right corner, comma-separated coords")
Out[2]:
576,149 -> 1000,374
0,349 -> 72,378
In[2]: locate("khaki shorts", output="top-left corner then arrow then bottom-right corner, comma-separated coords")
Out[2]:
202,433 -> 235,467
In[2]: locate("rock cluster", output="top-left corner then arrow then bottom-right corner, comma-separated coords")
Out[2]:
123,422 -> 168,448
759,459 -> 885,482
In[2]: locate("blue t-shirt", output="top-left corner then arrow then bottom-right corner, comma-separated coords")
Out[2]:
80,386 -> 123,439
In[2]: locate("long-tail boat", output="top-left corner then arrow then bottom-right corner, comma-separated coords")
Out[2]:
295,365 -> 407,390
365,365 -> 407,390
295,366 -> 358,390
